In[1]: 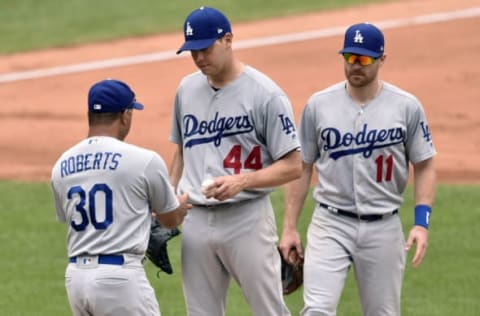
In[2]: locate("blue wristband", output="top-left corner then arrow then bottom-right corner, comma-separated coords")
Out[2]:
414,204 -> 432,229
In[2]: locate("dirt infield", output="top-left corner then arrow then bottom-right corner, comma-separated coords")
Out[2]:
0,0 -> 478,183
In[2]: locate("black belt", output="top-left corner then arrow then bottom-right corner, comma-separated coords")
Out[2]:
193,204 -> 217,208
69,254 -> 124,265
319,203 -> 398,222
193,203 -> 231,209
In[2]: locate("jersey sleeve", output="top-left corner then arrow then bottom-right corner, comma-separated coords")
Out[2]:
144,154 -> 180,214
50,161 -> 67,223
405,99 -> 437,163
50,181 -> 66,223
263,95 -> 300,159
299,101 -> 321,163
169,91 -> 183,146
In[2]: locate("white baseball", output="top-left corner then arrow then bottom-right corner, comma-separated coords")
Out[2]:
201,179 -> 215,193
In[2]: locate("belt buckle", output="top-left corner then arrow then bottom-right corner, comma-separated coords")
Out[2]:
360,210 -> 397,222
76,255 -> 99,268
326,205 -> 339,213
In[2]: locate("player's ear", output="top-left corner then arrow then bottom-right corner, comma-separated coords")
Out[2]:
378,54 -> 386,66
118,110 -> 132,139
120,109 -> 132,125
222,33 -> 233,48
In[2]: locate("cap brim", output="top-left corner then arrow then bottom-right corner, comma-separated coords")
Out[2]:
132,102 -> 144,110
176,38 -> 217,54
339,47 -> 382,58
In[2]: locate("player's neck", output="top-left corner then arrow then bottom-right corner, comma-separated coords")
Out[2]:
208,60 -> 244,89
346,80 -> 383,106
87,126 -> 123,140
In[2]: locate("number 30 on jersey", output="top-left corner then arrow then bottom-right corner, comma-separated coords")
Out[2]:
67,184 -> 113,231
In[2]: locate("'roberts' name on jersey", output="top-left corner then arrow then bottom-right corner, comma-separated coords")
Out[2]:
60,152 -> 122,177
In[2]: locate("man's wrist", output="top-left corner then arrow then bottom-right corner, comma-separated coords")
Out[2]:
414,204 -> 432,229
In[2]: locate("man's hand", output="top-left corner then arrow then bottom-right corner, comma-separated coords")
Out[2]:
405,225 -> 429,268
279,229 -> 304,265
203,174 -> 247,201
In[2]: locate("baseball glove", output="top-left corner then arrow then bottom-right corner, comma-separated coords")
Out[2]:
146,217 -> 181,275
279,247 -> 304,295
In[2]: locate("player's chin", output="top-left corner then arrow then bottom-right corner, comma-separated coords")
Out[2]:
347,74 -> 368,87
197,64 -> 212,74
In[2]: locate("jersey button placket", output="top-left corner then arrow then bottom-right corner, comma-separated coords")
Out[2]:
353,109 -> 365,214
206,73 -> 218,234
203,93 -> 220,203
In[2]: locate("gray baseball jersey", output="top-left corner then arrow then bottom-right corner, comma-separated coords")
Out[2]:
170,65 -> 300,205
300,81 -> 436,214
51,136 -> 179,257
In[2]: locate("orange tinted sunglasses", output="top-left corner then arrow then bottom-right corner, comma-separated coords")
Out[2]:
343,53 -> 377,66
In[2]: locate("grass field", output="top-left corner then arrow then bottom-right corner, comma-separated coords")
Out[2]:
0,181 -> 479,315
0,0 -> 390,54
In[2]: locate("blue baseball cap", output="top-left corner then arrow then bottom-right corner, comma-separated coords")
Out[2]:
176,6 -> 232,54
88,79 -> 144,113
339,23 -> 384,58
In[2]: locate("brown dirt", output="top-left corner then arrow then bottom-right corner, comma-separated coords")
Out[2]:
0,0 -> 479,183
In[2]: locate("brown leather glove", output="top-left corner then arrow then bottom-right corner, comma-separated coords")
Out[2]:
279,247 -> 304,295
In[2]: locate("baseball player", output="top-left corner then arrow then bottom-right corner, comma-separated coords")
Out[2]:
170,6 -> 302,316
51,79 -> 191,316
279,23 -> 437,315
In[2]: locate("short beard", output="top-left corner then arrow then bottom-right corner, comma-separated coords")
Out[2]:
346,72 -> 375,88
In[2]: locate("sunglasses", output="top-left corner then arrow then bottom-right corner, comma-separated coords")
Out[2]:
342,53 -> 377,66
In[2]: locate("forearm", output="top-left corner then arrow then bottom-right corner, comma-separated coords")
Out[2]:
406,157 -> 435,267
413,157 -> 436,206
412,157 -> 436,229
156,207 -> 186,228
169,145 -> 184,189
241,149 -> 302,189
283,162 -> 313,230
156,192 -> 191,228
156,210 -> 182,228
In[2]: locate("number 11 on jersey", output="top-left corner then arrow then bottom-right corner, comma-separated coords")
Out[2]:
375,154 -> 393,182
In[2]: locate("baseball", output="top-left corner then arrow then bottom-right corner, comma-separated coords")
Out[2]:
201,179 -> 215,193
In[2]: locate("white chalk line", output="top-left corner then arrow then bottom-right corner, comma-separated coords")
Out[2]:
0,7 -> 479,84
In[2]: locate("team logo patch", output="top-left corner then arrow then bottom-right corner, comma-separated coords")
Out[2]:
354,30 -> 364,44
279,114 -> 296,135
185,22 -> 193,36
420,121 -> 432,142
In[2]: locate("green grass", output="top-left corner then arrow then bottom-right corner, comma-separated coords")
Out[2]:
0,0 -> 391,54
1,181 -> 479,315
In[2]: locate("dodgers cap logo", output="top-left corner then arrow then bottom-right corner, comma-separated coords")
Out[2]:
176,6 -> 232,54
339,22 -> 384,58
88,79 -> 144,113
